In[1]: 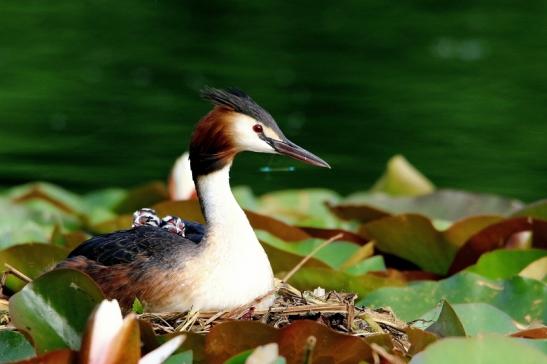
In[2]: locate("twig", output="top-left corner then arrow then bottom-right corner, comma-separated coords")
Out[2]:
282,233 -> 343,282
4,264 -> 31,283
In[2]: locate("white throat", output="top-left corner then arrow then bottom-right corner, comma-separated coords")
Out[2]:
175,163 -> 274,311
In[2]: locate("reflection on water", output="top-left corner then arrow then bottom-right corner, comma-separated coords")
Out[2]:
0,1 -> 545,200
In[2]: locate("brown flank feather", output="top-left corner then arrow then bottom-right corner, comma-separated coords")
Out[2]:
58,256 -> 175,311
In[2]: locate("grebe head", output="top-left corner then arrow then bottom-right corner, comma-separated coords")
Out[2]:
189,87 -> 330,177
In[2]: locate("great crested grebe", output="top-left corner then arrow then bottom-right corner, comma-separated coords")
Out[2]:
57,87 -> 330,312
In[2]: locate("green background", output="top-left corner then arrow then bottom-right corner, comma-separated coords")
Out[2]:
0,0 -> 545,200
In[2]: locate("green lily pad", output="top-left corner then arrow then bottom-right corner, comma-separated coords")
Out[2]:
288,267 -> 405,297
360,272 -> 546,323
519,257 -> 547,282
370,154 -> 435,197
9,269 -> 105,354
164,351 -> 194,364
419,303 -> 518,336
114,181 -> 169,214
0,243 -> 69,292
7,182 -> 85,215
361,214 -> 502,274
409,335 -> 547,364
511,199 -> 547,220
449,218 -> 547,274
256,189 -> 342,227
0,330 -> 36,363
466,249 -> 547,279
335,189 -> 520,223
257,231 -> 360,269
425,300 -> 466,337
344,255 -> 386,275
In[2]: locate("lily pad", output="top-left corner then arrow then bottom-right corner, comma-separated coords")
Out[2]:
114,182 -> 169,214
519,257 -> 547,281
370,154 -> 435,196
0,330 -> 35,363
258,231 -> 360,269
335,189 -> 521,223
255,189 -> 342,227
409,335 -> 546,364
449,218 -> 547,274
419,303 -> 518,336
466,249 -> 547,279
511,199 -> 547,220
10,269 -> 105,354
425,300 -> 466,337
361,214 -> 501,274
360,272 -> 546,323
0,243 -> 69,292
288,267 -> 405,297
205,320 -> 373,363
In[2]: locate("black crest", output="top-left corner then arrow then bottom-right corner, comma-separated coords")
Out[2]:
200,87 -> 279,130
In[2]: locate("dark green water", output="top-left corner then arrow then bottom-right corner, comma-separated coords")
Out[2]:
0,1 -> 546,200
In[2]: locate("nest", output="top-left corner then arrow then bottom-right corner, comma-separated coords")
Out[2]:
139,280 -> 411,353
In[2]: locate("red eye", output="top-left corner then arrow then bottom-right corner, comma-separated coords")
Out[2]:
253,124 -> 263,133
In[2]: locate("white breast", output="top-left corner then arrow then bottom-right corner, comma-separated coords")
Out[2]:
157,165 -> 274,312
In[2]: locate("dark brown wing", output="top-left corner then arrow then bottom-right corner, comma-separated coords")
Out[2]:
57,225 -> 204,310
66,225 -> 203,266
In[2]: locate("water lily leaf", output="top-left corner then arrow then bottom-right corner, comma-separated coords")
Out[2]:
344,255 -> 386,276
91,215 -> 132,234
262,242 -> 329,274
362,214 -> 454,274
258,231 -> 360,269
163,351 -> 193,364
298,226 -> 368,245
287,267 -> 405,297
205,321 -> 277,363
360,214 -> 500,274
511,199 -> 547,220
232,186 -> 259,211
361,272 -> 546,323
83,188 -> 128,211
0,220 -> 52,249
420,303 -> 518,336
425,300 -> 466,337
205,320 -> 373,363
370,154 -> 435,196
114,181 -> 169,214
519,257 -> 547,281
0,330 -> 35,363
8,182 -> 85,215
511,327 -> 547,339
466,249 -> 547,279
152,200 -> 205,224
336,189 -> 520,223
405,327 -> 438,356
276,320 -> 373,363
449,217 -> 547,274
9,350 -> 77,364
513,338 -> 547,355
409,335 -> 546,364
10,269 -> 105,354
247,210 -> 310,241
0,243 -> 69,292
255,189 -> 342,227
339,242 -> 374,271
224,345 -> 285,364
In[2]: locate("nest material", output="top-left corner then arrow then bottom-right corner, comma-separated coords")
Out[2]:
139,280 -> 411,353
